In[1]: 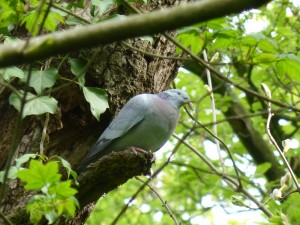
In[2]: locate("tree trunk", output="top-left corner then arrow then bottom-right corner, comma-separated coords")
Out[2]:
0,5 -> 181,225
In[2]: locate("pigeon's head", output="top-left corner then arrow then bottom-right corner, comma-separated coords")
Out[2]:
161,89 -> 191,109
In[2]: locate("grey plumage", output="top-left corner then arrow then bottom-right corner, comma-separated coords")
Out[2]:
77,89 -> 190,173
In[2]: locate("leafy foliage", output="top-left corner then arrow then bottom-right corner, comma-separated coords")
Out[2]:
1,0 -> 300,224
1,154 -> 78,224
17,160 -> 79,224
18,160 -> 78,224
87,1 -> 300,224
9,91 -> 58,118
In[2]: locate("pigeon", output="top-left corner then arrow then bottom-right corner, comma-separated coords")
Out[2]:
77,89 -> 190,173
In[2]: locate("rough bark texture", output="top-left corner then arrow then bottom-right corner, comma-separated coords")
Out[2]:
0,2 -> 181,224
0,0 -> 276,224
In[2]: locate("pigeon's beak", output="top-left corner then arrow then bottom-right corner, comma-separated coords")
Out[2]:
186,101 -> 193,111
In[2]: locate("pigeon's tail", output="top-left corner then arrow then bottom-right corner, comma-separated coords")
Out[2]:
76,140 -> 112,174
76,150 -> 107,174
76,158 -> 91,174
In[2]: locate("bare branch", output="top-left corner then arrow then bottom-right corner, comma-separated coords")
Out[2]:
0,0 -> 271,67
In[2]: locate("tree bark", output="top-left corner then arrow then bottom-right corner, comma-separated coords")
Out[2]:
0,12 -> 180,225
0,0 -> 277,224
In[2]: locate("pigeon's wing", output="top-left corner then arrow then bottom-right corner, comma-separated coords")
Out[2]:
77,95 -> 149,172
93,96 -> 148,151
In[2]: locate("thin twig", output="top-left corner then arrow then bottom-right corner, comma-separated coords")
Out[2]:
264,86 -> 300,190
202,50 -> 224,172
170,161 -> 266,196
0,0 -> 51,205
135,177 -> 180,225
183,107 -> 242,189
172,134 -> 273,218
52,3 -> 91,24
40,113 -> 50,155
121,41 -> 188,61
120,0 -> 300,113
37,0 -> 53,35
0,67 -> 33,204
110,129 -> 194,225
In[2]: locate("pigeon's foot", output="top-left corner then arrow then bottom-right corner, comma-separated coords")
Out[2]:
128,146 -> 148,155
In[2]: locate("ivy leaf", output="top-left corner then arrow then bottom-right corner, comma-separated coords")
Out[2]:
53,156 -> 77,180
9,91 -> 58,118
0,166 -> 19,182
83,87 -> 109,121
17,160 -> 61,190
28,68 -> 59,94
91,0 -> 114,16
15,153 -> 37,169
0,66 -> 24,80
68,58 -> 87,86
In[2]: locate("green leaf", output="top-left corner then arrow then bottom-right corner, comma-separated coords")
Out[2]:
9,91 -> 58,118
28,68 -> 59,94
20,6 -> 63,35
0,166 -> 19,182
91,0 -> 114,16
0,2 -> 19,27
49,180 -> 77,198
27,196 -> 45,224
15,153 -> 37,169
62,198 -> 78,217
68,58 -> 87,85
44,210 -> 58,224
17,160 -> 61,190
55,197 -> 78,218
240,35 -> 257,47
231,196 -> 247,207
276,54 -> 300,82
21,11 -> 39,36
44,11 -> 64,32
66,0 -> 84,9
176,31 -> 203,54
258,38 -> 278,53
53,156 -> 77,180
255,162 -> 272,175
252,53 -> 278,63
211,29 -> 239,50
3,37 -> 21,46
0,66 -> 24,80
83,87 -> 109,121
205,17 -> 228,30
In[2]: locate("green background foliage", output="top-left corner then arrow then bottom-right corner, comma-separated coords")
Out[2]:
1,0 -> 300,224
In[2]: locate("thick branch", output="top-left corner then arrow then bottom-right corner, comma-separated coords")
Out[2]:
77,150 -> 154,207
0,0 -> 271,68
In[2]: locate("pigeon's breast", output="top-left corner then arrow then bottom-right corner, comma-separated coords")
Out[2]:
134,96 -> 179,151
107,96 -> 179,152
